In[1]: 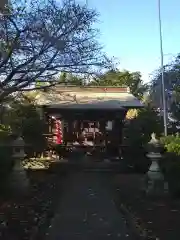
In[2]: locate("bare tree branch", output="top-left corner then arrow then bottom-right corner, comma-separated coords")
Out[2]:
0,0 -> 113,102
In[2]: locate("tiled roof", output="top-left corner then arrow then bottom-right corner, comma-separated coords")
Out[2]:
35,85 -> 143,109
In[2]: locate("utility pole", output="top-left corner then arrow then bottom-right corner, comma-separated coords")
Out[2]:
158,0 -> 167,136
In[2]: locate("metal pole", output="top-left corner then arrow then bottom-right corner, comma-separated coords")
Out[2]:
158,0 -> 167,136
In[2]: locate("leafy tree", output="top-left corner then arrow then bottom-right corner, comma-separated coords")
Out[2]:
121,106 -> 162,173
0,0 -> 112,102
169,84 -> 180,122
149,54 -> 180,113
89,69 -> 148,99
1,94 -> 47,156
59,72 -> 84,85
148,54 -> 180,132
123,106 -> 163,146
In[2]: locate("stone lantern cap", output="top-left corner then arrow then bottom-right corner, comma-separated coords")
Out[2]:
11,137 -> 25,147
147,133 -> 164,153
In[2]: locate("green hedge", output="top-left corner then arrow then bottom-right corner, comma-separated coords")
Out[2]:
160,134 -> 180,197
160,134 -> 180,155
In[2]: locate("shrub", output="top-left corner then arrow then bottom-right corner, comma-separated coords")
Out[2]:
160,134 -> 180,197
22,117 -> 47,157
0,145 -> 14,181
166,142 -> 180,156
0,128 -> 14,182
2,99 -> 47,157
122,106 -> 162,173
123,106 -> 163,146
160,153 -> 180,197
0,124 -> 11,143
160,134 -> 180,155
121,145 -> 150,173
160,135 -> 178,146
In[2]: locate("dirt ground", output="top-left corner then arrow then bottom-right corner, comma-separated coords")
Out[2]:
112,174 -> 180,240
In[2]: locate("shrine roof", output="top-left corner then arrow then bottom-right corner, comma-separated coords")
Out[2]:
34,85 -> 143,109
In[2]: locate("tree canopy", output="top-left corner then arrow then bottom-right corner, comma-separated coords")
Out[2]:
89,69 -> 148,99
56,69 -> 148,100
0,0 -> 112,102
149,54 -> 180,121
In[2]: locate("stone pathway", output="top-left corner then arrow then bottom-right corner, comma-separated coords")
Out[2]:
46,172 -> 133,239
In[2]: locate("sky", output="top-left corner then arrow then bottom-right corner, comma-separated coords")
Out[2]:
82,0 -> 180,82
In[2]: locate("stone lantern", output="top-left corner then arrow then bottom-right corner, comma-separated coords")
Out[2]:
10,136 -> 29,193
12,136 -> 26,159
146,133 -> 168,195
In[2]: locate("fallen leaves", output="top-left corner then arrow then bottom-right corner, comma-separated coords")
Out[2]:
0,172 -> 62,239
113,174 -> 180,240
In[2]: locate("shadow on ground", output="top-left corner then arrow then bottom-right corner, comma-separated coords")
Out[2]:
0,166 -> 65,240
112,174 -> 180,240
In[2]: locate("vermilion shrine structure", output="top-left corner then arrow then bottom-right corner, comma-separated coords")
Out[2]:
35,85 -> 143,159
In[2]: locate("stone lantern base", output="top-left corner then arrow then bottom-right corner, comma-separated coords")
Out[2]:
145,174 -> 169,196
9,158 -> 29,195
9,136 -> 30,195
